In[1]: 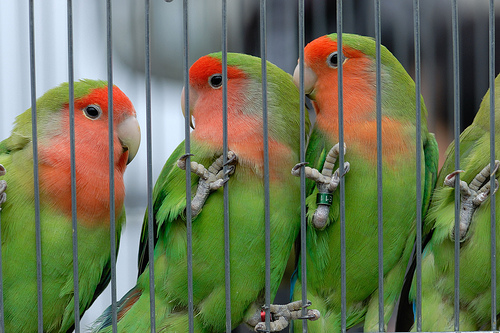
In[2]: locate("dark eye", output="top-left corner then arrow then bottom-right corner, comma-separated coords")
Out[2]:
83,104 -> 102,120
209,74 -> 223,89
327,52 -> 339,68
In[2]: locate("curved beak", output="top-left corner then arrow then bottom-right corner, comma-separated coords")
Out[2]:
293,62 -> 318,99
117,116 -> 141,164
180,87 -> 196,129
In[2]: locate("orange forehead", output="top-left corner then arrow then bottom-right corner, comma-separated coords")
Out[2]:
189,55 -> 247,88
73,86 -> 135,117
304,35 -> 365,68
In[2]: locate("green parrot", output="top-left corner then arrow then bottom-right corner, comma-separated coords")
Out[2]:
92,52 -> 311,332
290,33 -> 439,331
0,79 -> 140,332
404,73 -> 500,331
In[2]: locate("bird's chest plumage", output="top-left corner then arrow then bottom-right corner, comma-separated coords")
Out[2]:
37,140 -> 127,226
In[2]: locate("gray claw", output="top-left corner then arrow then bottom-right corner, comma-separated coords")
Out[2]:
445,161 -> 500,241
177,153 -> 194,169
224,152 -> 238,166
291,162 -> 309,176
179,152 -> 238,217
252,300 -> 320,332
291,144 -> 349,229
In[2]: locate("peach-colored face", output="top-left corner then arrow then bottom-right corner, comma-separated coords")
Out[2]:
293,35 -> 412,164
182,55 -> 295,180
38,85 -> 140,225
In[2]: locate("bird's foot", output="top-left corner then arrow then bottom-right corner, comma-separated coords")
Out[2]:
177,151 -> 237,217
444,160 -> 500,241
0,165 -> 6,211
251,300 -> 320,332
291,143 -> 350,229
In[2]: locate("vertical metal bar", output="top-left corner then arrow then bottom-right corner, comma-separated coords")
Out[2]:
182,0 -> 194,332
145,0 -> 157,332
29,1 -> 43,331
413,0 -> 423,331
297,0 -> 308,331
67,0 -> 80,331
489,0 -> 496,330
221,1 -> 231,331
259,0 -> 271,331
374,0 -> 384,331
336,1 -> 346,333
451,1 -> 461,331
105,0 -> 117,332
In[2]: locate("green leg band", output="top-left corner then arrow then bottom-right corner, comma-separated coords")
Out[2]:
316,193 -> 333,206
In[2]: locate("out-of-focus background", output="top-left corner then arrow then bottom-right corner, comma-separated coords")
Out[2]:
1,0 -> 499,332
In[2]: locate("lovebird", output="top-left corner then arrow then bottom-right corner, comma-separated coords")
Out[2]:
0,79 -> 140,332
92,52 -> 309,332
290,33 -> 439,331
404,74 -> 500,331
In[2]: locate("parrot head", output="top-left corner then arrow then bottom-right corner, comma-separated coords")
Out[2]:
292,33 -> 382,111
180,52 -> 304,163
13,79 -> 140,167
292,33 -> 417,119
14,79 -> 141,223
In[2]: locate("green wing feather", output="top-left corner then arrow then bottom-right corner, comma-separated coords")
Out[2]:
137,141 -> 203,276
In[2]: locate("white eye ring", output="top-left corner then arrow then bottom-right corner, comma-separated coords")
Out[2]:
209,74 -> 223,89
327,52 -> 339,68
83,104 -> 102,120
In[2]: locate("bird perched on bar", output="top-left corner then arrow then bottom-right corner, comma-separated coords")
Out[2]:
92,52 -> 315,332
290,33 -> 439,331
0,79 -> 140,332
400,74 -> 500,331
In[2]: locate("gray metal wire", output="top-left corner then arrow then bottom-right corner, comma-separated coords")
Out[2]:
413,0 -> 423,331
144,0 -> 157,331
374,0 -> 384,330
336,1 -> 347,332
105,1 -> 118,332
66,0 -> 81,331
297,1 -> 308,332
259,0 -> 272,331
182,0 -> 195,332
221,1 -> 231,331
489,0 -> 497,330
451,0 -> 461,331
28,1 -> 44,331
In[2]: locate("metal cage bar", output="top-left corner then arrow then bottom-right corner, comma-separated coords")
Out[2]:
66,0 -> 81,331
413,0 -> 423,331
297,0 -> 309,332
332,3 -> 349,333
374,0 -> 384,330
105,1 -> 118,332
144,0 -> 157,331
181,1 -> 195,332
221,1 -> 231,331
451,1 -> 461,330
28,0 -> 44,331
259,0 -> 272,331
336,1 -> 347,332
489,0 -> 497,330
